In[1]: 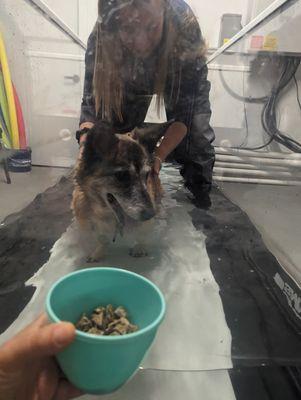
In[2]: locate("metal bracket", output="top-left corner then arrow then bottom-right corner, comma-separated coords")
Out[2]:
208,0 -> 295,64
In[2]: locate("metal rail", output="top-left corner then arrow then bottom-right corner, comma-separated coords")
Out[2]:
24,0 -> 86,50
208,0 -> 295,64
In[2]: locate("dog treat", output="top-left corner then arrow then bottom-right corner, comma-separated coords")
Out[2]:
76,305 -> 138,336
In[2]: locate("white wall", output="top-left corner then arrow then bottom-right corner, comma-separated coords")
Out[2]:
43,0 -> 80,35
44,0 -> 99,44
0,0 -> 82,166
77,0 -> 250,48
78,0 -> 98,43
186,0 -> 247,48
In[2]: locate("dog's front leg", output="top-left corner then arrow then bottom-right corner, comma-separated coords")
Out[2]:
129,243 -> 149,258
129,221 -> 153,258
87,229 -> 111,263
87,241 -> 107,262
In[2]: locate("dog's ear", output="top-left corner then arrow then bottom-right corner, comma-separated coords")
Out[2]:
83,122 -> 119,164
133,122 -> 172,154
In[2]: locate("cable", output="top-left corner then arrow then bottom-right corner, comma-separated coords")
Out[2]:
219,67 -> 271,149
238,70 -> 250,148
217,56 -> 301,152
293,74 -> 301,112
219,69 -> 268,104
263,57 -> 301,152
237,57 -> 301,153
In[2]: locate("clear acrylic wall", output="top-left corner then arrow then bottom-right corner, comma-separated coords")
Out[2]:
208,0 -> 301,152
0,0 -> 87,166
0,2 -> 301,398
0,2 -> 300,274
207,0 -> 301,285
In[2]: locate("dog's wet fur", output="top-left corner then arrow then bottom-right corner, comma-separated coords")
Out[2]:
72,121 -> 168,260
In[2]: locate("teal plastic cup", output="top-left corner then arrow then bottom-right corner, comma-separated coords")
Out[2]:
46,268 -> 165,394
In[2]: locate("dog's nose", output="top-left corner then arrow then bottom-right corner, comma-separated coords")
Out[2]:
140,208 -> 155,221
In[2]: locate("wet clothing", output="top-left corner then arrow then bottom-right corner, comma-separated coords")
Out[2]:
80,0 -> 215,187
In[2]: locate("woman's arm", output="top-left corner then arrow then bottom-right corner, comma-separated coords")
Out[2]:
78,28 -> 98,143
153,121 -> 187,173
163,5 -> 214,168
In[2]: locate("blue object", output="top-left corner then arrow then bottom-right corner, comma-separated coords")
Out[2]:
8,147 -> 31,172
46,267 -> 166,394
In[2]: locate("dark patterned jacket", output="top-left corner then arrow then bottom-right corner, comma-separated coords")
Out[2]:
80,0 -> 215,171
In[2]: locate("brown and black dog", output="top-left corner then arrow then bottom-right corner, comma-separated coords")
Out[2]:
72,121 -> 168,261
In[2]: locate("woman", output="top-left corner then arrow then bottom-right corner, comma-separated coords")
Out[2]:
77,0 -> 215,205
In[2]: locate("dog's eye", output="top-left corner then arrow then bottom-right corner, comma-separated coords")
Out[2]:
114,171 -> 131,182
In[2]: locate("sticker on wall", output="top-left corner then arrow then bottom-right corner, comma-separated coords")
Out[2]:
223,38 -> 230,44
250,35 -> 264,50
263,35 -> 278,51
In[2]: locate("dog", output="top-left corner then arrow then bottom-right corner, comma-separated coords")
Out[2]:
72,121 -> 168,261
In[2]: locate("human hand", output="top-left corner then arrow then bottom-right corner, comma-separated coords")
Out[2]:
0,315 -> 82,400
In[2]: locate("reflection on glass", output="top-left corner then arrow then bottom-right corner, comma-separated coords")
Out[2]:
0,2 -> 301,398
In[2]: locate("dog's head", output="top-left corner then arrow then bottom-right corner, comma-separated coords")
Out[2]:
75,121 -> 168,223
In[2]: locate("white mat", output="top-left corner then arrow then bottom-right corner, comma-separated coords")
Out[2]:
0,166 -> 232,372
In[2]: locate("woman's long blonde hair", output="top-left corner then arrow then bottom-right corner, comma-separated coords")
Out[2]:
93,0 -> 206,122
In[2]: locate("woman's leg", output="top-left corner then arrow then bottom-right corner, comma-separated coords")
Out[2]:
171,115 -> 215,208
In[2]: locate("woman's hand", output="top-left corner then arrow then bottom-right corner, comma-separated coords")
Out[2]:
152,121 -> 188,175
0,315 -> 82,400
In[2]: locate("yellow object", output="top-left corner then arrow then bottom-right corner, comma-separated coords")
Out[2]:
223,38 -> 230,44
0,120 -> 11,148
0,30 -> 20,149
263,35 -> 278,52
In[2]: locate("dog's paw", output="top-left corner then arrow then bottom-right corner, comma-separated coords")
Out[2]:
87,247 -> 106,263
129,244 -> 148,258
86,256 -> 102,263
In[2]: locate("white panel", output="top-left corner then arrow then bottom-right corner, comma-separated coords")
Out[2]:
77,0 -> 249,50
186,0 -> 247,48
78,0 -> 98,44
30,114 -> 79,167
252,0 -> 277,17
242,1 -> 301,54
0,0 -> 83,166
42,0 -> 80,34
28,55 -> 83,166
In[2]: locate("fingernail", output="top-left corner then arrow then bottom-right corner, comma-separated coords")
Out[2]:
53,325 -> 71,348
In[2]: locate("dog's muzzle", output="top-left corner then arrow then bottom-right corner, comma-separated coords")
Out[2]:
140,208 -> 155,221
107,193 -> 155,223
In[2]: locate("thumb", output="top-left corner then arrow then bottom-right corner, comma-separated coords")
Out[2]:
34,322 -> 76,357
1,317 -> 76,367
